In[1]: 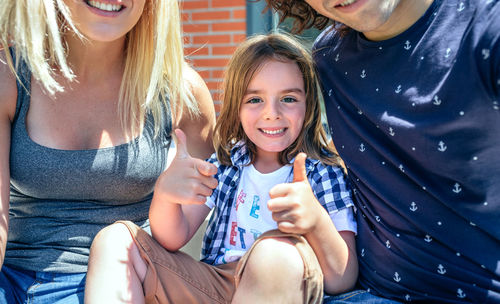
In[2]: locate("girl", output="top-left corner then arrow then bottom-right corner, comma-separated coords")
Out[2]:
0,0 -> 215,302
85,33 -> 357,303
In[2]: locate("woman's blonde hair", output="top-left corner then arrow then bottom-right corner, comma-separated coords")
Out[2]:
0,0 -> 197,135
214,33 -> 339,166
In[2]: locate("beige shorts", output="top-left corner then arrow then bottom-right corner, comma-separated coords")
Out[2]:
119,221 -> 323,304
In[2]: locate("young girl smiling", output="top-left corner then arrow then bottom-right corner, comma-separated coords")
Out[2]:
86,33 -> 358,303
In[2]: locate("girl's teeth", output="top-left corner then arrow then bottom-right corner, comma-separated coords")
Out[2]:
262,129 -> 284,135
339,0 -> 356,7
88,1 -> 122,12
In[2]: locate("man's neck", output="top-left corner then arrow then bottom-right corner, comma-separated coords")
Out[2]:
364,0 -> 434,41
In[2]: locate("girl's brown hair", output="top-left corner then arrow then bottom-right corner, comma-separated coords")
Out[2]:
214,33 -> 339,167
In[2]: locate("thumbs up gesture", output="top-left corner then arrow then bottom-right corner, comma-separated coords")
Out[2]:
268,153 -> 325,235
154,129 -> 218,205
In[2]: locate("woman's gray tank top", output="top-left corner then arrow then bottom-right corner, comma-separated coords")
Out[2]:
6,55 -> 173,273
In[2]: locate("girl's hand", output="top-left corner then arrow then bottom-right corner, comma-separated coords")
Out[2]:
268,153 -> 328,235
154,129 -> 218,205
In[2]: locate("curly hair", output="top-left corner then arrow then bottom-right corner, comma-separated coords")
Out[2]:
265,0 -> 348,34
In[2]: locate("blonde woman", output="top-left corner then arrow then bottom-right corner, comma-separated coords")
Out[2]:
0,0 -> 216,302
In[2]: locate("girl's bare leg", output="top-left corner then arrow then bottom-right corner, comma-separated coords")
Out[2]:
232,238 -> 304,304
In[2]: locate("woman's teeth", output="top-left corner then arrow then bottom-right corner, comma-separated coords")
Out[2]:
88,1 -> 123,12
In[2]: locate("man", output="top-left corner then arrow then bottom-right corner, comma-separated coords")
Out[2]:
266,0 -> 499,303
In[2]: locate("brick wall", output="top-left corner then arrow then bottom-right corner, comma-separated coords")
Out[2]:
180,0 -> 247,114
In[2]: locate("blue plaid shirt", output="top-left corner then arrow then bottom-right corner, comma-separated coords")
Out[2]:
201,143 -> 354,265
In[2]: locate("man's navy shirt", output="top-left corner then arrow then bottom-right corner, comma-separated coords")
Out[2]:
314,0 -> 500,302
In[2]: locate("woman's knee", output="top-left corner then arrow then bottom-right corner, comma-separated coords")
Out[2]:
90,222 -> 136,256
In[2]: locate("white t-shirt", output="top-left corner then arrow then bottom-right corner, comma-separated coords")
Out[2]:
206,164 -> 356,264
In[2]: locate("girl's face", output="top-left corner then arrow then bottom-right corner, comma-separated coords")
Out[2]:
63,0 -> 145,42
239,59 -> 306,160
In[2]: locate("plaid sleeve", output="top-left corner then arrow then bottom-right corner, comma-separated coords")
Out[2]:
309,162 -> 354,215
204,153 -> 220,209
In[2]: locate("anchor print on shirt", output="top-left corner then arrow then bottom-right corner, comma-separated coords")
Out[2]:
360,70 -> 367,78
405,294 -> 412,301
453,183 -> 462,194
389,127 -> 395,136
437,264 -> 447,275
404,40 -> 411,50
386,240 -> 391,248
433,95 -> 442,105
395,85 -> 402,94
457,2 -> 465,11
424,235 -> 433,242
410,202 -> 418,212
393,272 -> 401,282
482,49 -> 490,60
445,48 -> 452,58
359,143 -> 366,152
335,54 -> 340,62
361,248 -> 365,257
438,141 -> 447,152
457,288 -> 466,299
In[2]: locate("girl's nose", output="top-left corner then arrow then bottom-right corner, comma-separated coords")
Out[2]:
263,100 -> 281,120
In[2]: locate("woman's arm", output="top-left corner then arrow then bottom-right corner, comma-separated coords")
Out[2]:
176,65 -> 216,159
150,66 -> 218,251
0,51 -> 18,268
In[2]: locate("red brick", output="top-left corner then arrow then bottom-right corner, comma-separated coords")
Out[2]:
192,58 -> 230,68
213,22 -> 246,32
181,12 -> 190,22
214,103 -> 222,114
184,47 -> 209,56
206,81 -> 223,91
182,23 -> 209,33
211,69 -> 225,79
212,91 -> 224,102
233,9 -> 246,19
212,46 -> 237,56
196,70 -> 211,79
183,35 -> 192,44
212,0 -> 246,8
233,34 -> 247,43
192,34 -> 231,45
192,11 -> 231,21
180,1 -> 209,10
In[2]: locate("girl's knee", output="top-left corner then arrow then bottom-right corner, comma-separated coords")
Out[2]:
246,237 -> 304,279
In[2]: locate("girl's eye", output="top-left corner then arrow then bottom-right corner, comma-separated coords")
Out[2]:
282,97 -> 297,103
246,97 -> 262,104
